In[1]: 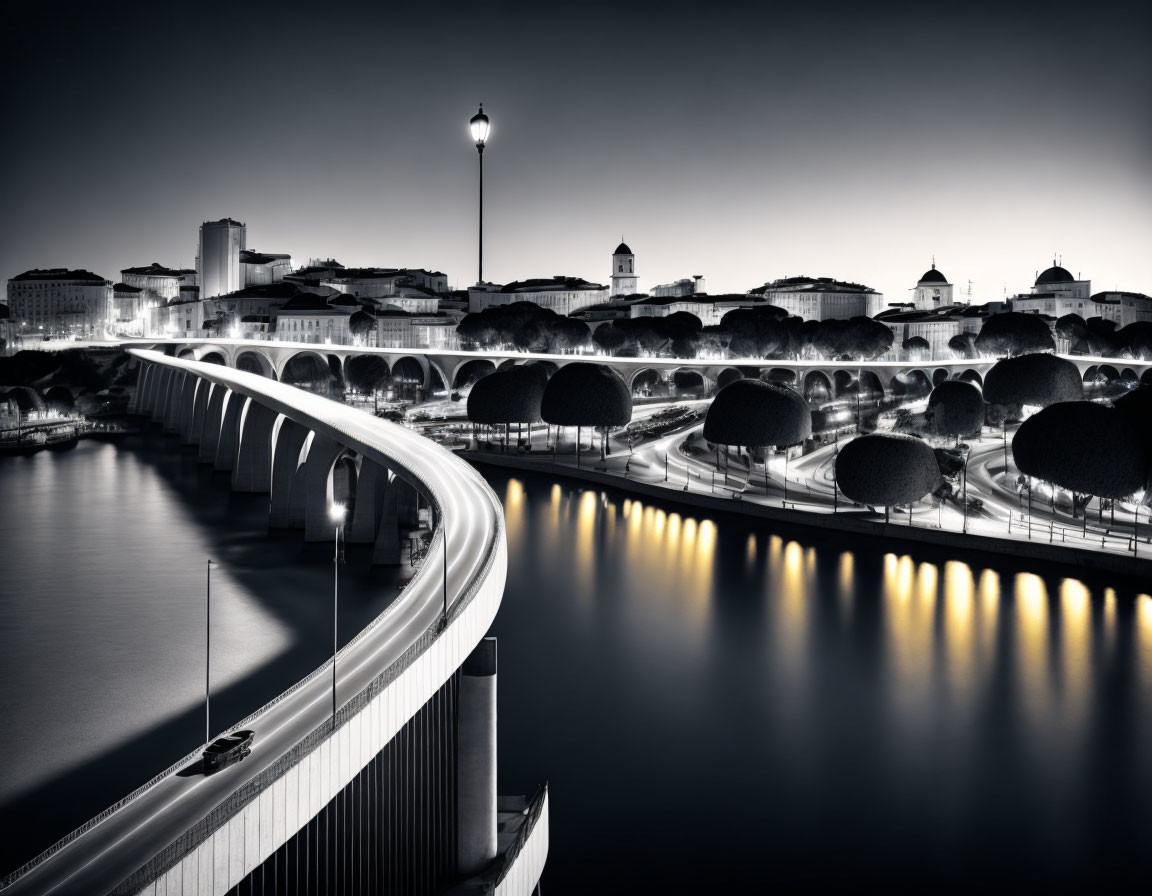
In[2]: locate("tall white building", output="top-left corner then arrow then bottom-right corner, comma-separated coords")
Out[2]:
912,263 -> 954,311
1011,262 -> 1094,320
197,218 -> 246,299
610,242 -> 638,297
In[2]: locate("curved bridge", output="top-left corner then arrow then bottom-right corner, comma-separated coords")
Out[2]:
2,351 -> 546,896
124,338 -> 1152,403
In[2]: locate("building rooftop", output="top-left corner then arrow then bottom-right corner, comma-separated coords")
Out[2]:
220,282 -> 303,300
500,276 -> 606,292
240,250 -> 291,265
614,242 -> 633,256
112,282 -> 143,293
917,264 -> 949,285
750,276 -> 878,295
1035,264 -> 1076,286
202,217 -> 245,228
10,268 -> 108,283
121,262 -> 195,278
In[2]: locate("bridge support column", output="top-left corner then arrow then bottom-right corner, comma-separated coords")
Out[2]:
232,403 -> 277,493
130,364 -> 150,415
372,483 -> 402,565
301,436 -> 346,542
190,379 -> 212,446
199,385 -> 226,464
179,378 -> 204,444
270,420 -> 309,528
458,637 -> 498,876
214,392 -> 244,472
151,367 -> 174,424
164,372 -> 190,434
346,458 -> 388,543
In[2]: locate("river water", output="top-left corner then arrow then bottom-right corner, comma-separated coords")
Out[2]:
1,436 -> 1150,888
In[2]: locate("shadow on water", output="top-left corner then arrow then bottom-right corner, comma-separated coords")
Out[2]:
0,428 -> 408,875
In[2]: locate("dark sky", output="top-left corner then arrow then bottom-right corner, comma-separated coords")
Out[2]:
3,0 -> 1150,301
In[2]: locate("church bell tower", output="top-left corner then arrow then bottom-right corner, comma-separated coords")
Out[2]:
611,240 -> 637,297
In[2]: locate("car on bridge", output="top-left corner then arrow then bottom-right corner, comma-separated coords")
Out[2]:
202,729 -> 255,773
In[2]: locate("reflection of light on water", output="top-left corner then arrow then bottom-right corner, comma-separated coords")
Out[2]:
1138,594 -> 1152,690
575,490 -> 598,595
944,561 -> 976,700
745,534 -> 757,573
837,552 -> 854,622
504,478 -> 525,544
1104,588 -> 1117,658
884,557 -> 936,722
775,540 -> 809,683
1059,578 -> 1091,727
1015,573 -> 1050,724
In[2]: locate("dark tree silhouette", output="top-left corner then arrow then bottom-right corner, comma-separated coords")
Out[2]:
974,312 -> 1056,357
541,362 -> 632,461
983,353 -> 1082,409
948,332 -> 977,359
1013,401 -> 1147,519
834,433 -> 943,522
344,355 -> 389,393
928,379 -> 983,442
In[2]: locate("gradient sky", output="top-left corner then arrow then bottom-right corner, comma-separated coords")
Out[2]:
3,0 -> 1150,303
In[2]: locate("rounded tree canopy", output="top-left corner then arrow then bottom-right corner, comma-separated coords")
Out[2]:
1013,401 -> 1147,498
983,353 -> 1082,408
540,362 -> 632,427
467,366 -> 545,424
344,354 -> 390,392
703,379 -> 812,448
349,309 -> 376,336
1113,386 -> 1152,489
835,433 -> 943,507
928,379 -> 984,439
975,312 -> 1056,357
43,385 -> 76,413
902,335 -> 931,351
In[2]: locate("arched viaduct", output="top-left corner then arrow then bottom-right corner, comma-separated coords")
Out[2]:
133,338 -> 1152,404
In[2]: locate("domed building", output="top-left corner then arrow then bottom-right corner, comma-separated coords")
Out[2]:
912,262 -> 953,311
1012,259 -> 1097,321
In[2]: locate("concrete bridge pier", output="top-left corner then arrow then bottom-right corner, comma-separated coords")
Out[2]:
269,419 -> 308,528
458,637 -> 498,876
373,484 -> 403,565
346,458 -> 388,544
214,392 -> 244,472
164,372 -> 192,435
185,379 -> 211,445
232,402 -> 277,493
300,436 -> 347,542
198,385 -> 226,464
150,367 -> 174,424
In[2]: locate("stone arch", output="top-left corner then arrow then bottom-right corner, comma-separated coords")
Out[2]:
1082,364 -> 1100,385
177,348 -> 196,359
236,350 -> 276,379
325,354 -> 345,389
803,370 -> 833,404
1120,367 -> 1138,385
630,367 -> 662,396
1098,364 -> 1120,383
669,367 -> 706,397
933,367 -> 950,386
452,358 -> 497,389
280,351 -> 340,395
859,370 -> 885,401
763,367 -> 797,386
890,369 -> 932,399
716,367 -> 745,390
391,356 -> 430,401
959,368 -> 983,389
199,351 -> 226,365
1143,369 -> 1152,387
833,369 -> 855,398
495,359 -> 518,373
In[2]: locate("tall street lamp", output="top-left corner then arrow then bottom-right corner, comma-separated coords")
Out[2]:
205,558 -> 218,744
469,104 -> 491,283
330,502 -> 346,729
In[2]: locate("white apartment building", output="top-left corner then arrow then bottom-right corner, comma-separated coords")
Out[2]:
748,276 -> 885,321
6,268 -> 112,337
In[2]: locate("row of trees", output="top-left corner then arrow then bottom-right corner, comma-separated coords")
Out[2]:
457,303 -> 592,354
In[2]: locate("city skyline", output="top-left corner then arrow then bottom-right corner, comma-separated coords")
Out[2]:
3,0 -> 1150,302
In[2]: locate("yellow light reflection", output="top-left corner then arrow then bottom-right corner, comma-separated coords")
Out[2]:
574,490 -> 598,594
1138,594 -> 1152,691
943,561 -> 976,701
1059,578 -> 1091,727
503,478 -> 524,545
838,552 -> 855,622
745,534 -> 757,573
1015,573 -> 1050,723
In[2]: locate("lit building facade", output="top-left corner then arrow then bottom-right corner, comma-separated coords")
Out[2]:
197,218 -> 246,298
650,276 -> 705,298
468,277 -> 609,315
875,307 -> 965,360
275,293 -> 358,344
748,276 -> 885,321
120,263 -> 197,308
112,282 -> 145,334
1098,291 -> 1152,327
6,268 -> 112,337
323,268 -> 450,300
1011,263 -> 1095,319
240,250 -> 292,287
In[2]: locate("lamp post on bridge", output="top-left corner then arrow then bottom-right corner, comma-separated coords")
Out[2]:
329,502 -> 346,729
470,104 -> 491,283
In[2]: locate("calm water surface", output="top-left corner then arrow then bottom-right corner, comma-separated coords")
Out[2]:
1,440 -> 1150,889
487,471 -> 1152,891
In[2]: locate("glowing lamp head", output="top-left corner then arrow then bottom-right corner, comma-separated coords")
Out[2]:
469,104 -> 490,149
329,503 -> 347,524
